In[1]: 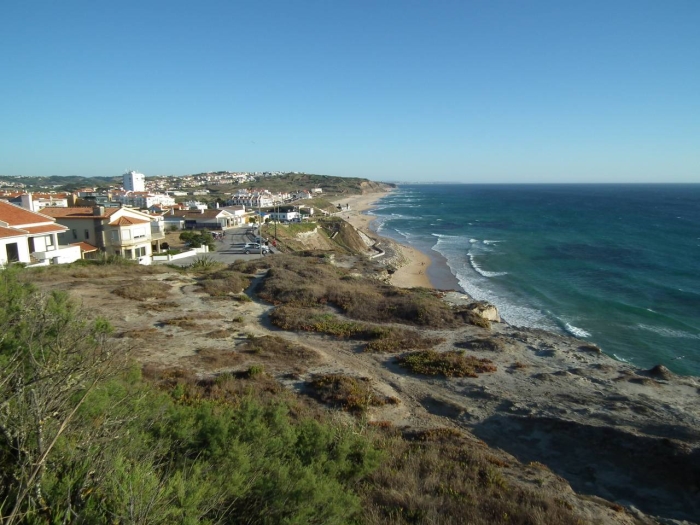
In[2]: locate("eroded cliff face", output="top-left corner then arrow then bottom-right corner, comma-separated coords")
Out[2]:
359,180 -> 395,193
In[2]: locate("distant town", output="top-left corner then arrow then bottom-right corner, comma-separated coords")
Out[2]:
0,170 -> 348,267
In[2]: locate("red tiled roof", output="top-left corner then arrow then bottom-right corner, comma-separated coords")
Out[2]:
70,242 -> 99,253
40,207 -> 120,219
0,200 -> 59,227
169,209 -> 226,219
109,216 -> 150,226
21,224 -> 68,235
0,226 -> 24,239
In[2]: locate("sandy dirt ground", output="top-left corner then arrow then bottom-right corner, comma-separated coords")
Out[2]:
36,265 -> 700,524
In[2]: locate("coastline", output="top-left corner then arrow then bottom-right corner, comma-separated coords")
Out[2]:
332,190 -> 434,289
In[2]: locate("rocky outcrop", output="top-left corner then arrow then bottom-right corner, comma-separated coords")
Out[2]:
464,301 -> 501,323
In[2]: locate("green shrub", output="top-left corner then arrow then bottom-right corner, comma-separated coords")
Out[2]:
396,350 -> 497,378
306,374 -> 398,413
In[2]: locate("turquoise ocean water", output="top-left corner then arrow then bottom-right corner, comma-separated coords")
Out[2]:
371,184 -> 700,376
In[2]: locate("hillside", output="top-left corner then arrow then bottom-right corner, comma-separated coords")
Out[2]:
3,245 -> 698,523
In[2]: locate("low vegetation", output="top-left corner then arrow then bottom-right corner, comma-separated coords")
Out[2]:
397,350 -> 498,378
306,374 -> 399,413
237,253 -> 471,328
360,429 -> 583,525
0,265 -> 588,524
458,337 -> 508,352
269,306 -> 444,352
195,268 -> 251,297
113,279 -> 172,301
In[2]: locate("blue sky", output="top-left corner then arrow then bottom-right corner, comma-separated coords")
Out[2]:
1,0 -> 698,182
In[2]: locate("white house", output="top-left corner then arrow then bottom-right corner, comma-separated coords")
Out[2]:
0,201 -> 80,266
41,206 -> 165,260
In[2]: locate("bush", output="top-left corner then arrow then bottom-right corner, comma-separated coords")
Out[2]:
396,350 -> 497,378
269,307 -> 444,352
306,374 -> 398,413
113,280 -> 172,301
179,230 -> 216,250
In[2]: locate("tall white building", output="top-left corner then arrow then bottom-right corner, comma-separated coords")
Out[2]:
123,170 -> 145,192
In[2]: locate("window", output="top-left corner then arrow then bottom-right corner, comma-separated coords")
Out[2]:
135,247 -> 146,257
84,229 -> 90,240
45,235 -> 54,247
133,227 -> 147,239
72,229 -> 77,240
110,230 -> 119,242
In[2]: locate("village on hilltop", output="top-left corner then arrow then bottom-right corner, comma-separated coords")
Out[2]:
0,170 -> 328,267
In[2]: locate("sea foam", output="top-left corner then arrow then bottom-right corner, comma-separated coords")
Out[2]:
564,322 -> 592,338
468,254 -> 508,278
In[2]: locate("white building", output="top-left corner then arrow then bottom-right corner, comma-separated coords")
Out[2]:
111,191 -> 176,209
123,171 -> 146,192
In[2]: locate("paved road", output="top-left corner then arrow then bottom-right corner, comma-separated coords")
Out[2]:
154,226 -> 276,267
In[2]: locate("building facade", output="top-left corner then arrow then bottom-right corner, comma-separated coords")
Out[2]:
123,171 -> 146,192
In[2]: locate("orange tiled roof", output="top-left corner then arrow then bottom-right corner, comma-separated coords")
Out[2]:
70,242 -> 99,253
0,225 -> 24,239
109,216 -> 150,226
40,207 -> 120,219
0,200 -> 58,227
21,224 -> 68,235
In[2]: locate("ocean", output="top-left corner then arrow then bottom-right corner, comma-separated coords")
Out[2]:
370,184 -> 700,376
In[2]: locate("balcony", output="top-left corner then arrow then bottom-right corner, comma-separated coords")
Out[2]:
150,225 -> 165,241
31,245 -> 82,265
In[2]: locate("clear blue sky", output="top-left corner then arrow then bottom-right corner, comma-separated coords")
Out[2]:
1,0 -> 698,182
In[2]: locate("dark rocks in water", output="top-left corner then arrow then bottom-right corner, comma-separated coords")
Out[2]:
647,364 -> 673,380
578,343 -> 602,354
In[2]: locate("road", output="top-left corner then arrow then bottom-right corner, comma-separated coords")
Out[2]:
155,226 -> 276,267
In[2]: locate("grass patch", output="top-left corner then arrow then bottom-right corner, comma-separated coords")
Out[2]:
161,312 -> 223,331
238,253 -> 470,329
139,300 -> 180,311
113,280 -> 172,301
196,270 -> 251,297
306,374 -> 399,413
181,347 -> 245,369
360,429 -> 583,525
458,337 -> 508,352
396,350 -> 497,378
269,307 -> 444,352
237,335 -> 320,364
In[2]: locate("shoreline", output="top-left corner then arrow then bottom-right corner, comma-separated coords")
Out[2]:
331,190 -> 434,289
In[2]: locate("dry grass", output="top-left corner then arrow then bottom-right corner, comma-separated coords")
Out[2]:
113,280 -> 172,301
396,350 -> 497,378
236,335 -> 321,366
360,428 -> 583,525
180,347 -> 245,370
117,327 -> 159,339
139,301 -> 180,312
25,260 -> 170,282
196,270 -> 251,297
238,253 -> 468,329
160,312 -> 223,331
306,374 -> 399,413
458,337 -> 508,352
269,306 -> 444,352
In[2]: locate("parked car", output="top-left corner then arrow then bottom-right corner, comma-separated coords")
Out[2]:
244,242 -> 269,254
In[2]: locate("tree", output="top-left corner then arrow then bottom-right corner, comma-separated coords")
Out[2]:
179,230 -> 215,251
0,267 -> 123,524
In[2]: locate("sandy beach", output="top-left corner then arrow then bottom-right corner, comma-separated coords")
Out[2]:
332,191 -> 434,289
